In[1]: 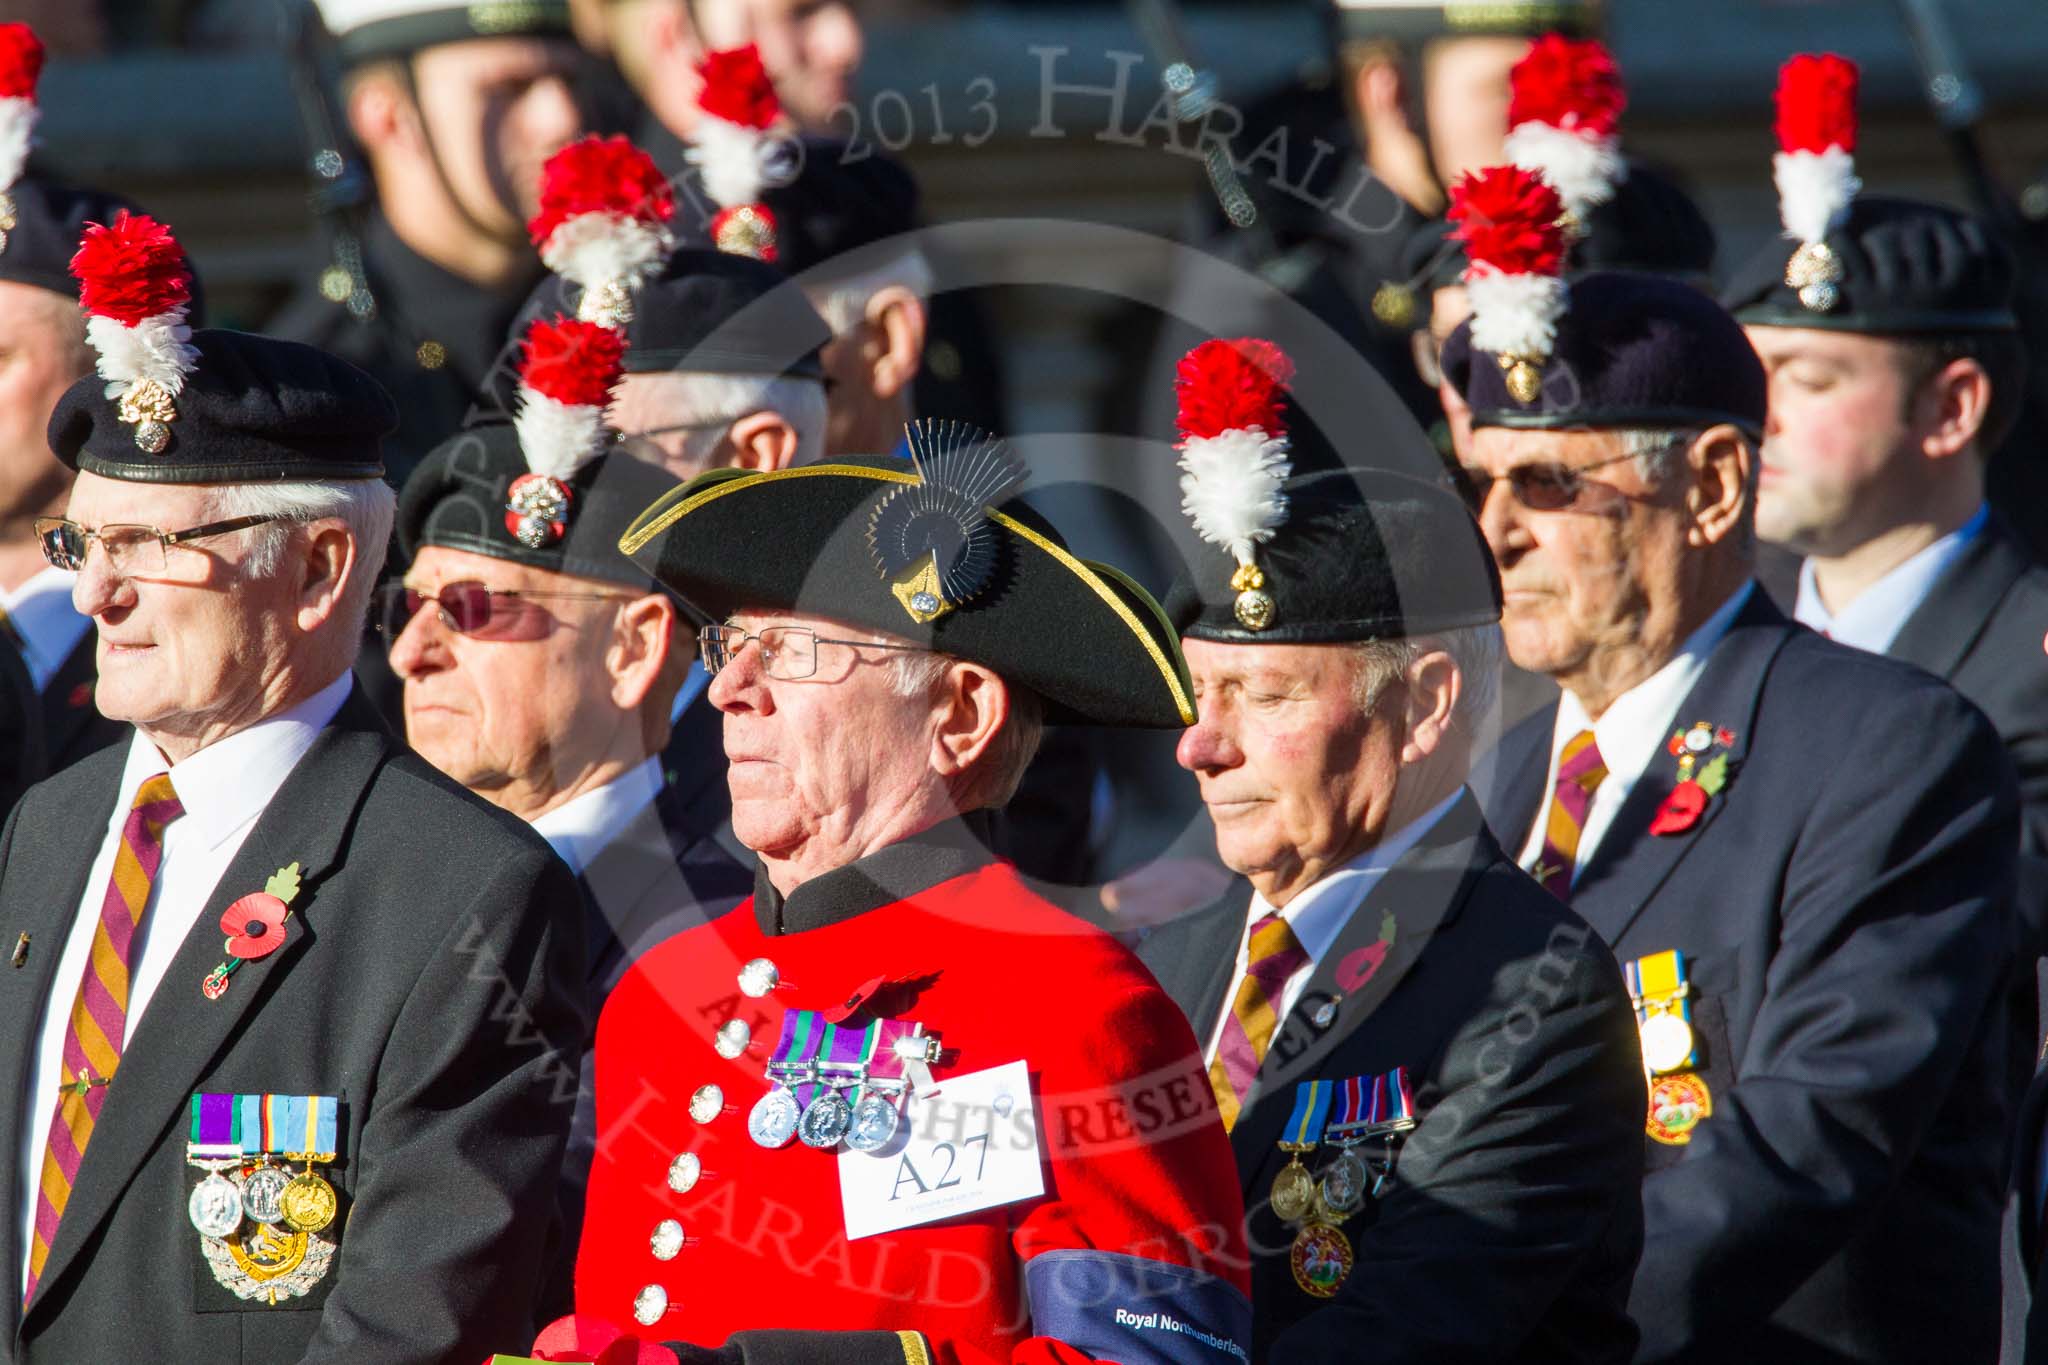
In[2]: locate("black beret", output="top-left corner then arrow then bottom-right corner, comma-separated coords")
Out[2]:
1444,272 -> 1766,432
399,423 -> 679,587
677,137 -> 922,282
1166,468 -> 1501,646
1396,161 -> 1715,301
1722,195 -> 2018,335
50,328 -> 395,483
316,0 -> 573,66
617,449 -> 1196,729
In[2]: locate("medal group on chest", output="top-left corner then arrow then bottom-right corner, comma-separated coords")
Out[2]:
183,1092 -> 342,1304
1271,1070 -> 1416,1299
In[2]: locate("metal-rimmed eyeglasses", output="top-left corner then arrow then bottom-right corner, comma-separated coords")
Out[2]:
698,624 -> 931,681
34,514 -> 278,580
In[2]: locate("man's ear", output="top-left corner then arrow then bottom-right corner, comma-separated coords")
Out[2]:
725,411 -> 801,471
346,67 -> 416,159
1917,356 -> 1993,461
608,595 -> 675,711
1685,424 -> 1753,549
295,523 -> 357,635
864,287 -> 927,402
930,660 -> 1008,781
1398,648 -> 1461,765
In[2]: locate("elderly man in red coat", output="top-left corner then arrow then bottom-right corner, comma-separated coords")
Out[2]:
522,427 -> 1252,1365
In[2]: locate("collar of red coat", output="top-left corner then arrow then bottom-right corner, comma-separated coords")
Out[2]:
751,810 -> 1000,936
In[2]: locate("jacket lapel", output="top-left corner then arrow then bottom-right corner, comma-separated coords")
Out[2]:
1228,795 -> 1490,1175
1471,703 -> 1555,860
38,634 -> 100,767
1886,516 -> 2031,680
25,703 -> 394,1313
0,747 -> 127,1337
1568,594 -> 1794,946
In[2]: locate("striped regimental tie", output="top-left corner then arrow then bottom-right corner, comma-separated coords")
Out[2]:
1208,914 -> 1310,1132
1534,729 -> 1608,902
25,773 -> 183,1305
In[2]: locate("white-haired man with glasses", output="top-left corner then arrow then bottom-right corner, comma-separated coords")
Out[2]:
1452,272 -> 2023,1362
0,326 -> 586,1363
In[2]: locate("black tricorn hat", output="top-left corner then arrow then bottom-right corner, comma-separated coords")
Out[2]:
617,428 -> 1196,729
1167,468 -> 1501,646
399,423 -> 679,587
51,329 -> 393,483
1722,195 -> 2018,335
1444,271 -> 1766,433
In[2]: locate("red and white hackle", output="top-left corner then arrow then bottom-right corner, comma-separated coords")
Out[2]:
1173,337 -> 1296,632
1772,53 -> 1860,312
529,135 -> 676,329
508,316 -> 627,548
1502,33 -> 1627,228
1448,164 -> 1568,405
71,211 -> 199,454
0,23 -> 43,254
694,44 -> 783,261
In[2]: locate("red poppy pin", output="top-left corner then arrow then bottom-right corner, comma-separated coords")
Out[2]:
202,862 -> 301,1000
1649,722 -> 1736,836
67,681 -> 92,709
1335,911 -> 1399,991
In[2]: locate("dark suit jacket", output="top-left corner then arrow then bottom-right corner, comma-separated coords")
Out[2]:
1137,793 -> 1646,1365
35,633 -> 121,778
1475,591 -> 2021,1365
0,691 -> 587,1364
0,632 -> 41,824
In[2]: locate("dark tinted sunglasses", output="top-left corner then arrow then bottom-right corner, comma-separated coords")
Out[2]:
375,580 -> 628,643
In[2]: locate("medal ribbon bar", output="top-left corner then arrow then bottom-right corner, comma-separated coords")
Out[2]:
1279,1078 -> 1333,1151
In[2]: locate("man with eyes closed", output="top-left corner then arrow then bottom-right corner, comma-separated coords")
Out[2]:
1446,264 -> 2022,1364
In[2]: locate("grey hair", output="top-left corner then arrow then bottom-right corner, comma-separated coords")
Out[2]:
625,370 -> 828,474
803,249 -> 936,336
1351,623 -> 1504,736
889,649 -> 1046,810
210,479 -> 397,640
1618,427 -> 1704,483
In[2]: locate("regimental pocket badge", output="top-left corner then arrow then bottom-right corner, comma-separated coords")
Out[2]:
186,1092 -> 344,1308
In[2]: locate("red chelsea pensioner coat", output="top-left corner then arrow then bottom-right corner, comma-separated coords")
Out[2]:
573,825 -> 1254,1365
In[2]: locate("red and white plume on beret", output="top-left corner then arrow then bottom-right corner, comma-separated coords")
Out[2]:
694,44 -> 783,261
1502,33 -> 1627,228
1449,164 -> 1568,405
0,23 -> 44,254
507,316 -> 626,548
71,211 -> 199,454
1773,53 -> 1860,312
1174,337 -> 1295,632
528,135 -> 676,329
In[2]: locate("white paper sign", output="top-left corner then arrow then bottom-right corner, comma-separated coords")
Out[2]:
839,1059 -> 1044,1240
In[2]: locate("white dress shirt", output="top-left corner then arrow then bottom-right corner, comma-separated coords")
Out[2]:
1204,789 -> 1461,1066
1518,583 -> 1755,880
1793,504 -> 1988,655
0,567 -> 91,694
17,673 -> 350,1292
530,755 -> 664,877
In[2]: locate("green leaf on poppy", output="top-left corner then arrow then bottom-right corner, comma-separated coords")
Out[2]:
1379,910 -> 1397,945
265,861 -> 303,903
1695,754 -> 1730,798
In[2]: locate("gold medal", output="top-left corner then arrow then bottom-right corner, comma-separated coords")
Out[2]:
280,1169 -> 337,1234
1639,1010 -> 1696,1076
1270,1154 -> 1316,1223
1646,1072 -> 1712,1146
1289,1221 -> 1354,1298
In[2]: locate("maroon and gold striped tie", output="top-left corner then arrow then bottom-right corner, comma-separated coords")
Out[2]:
25,773 -> 182,1305
1208,914 -> 1310,1132
1534,730 -> 1607,901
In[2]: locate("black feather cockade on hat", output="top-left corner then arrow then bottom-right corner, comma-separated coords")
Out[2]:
866,421 -> 1027,625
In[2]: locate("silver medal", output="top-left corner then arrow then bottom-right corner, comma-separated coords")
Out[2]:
737,958 -> 780,998
845,1091 -> 902,1153
798,1088 -> 853,1148
748,1086 -> 800,1148
187,1171 -> 244,1238
1321,1148 -> 1368,1215
240,1163 -> 291,1225
714,1019 -> 751,1059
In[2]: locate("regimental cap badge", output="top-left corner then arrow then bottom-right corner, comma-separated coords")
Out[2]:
866,419 -> 1028,625
1772,53 -> 1860,314
1172,337 -> 1295,632
1449,164 -> 1568,406
508,316 -> 626,548
694,45 -> 786,263
0,24 -> 44,256
1502,33 -> 1627,236
528,134 -> 677,330
71,211 -> 200,455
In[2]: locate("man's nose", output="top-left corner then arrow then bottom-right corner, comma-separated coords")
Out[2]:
707,637 -> 773,715
1175,713 -> 1241,775
70,544 -> 132,619
388,601 -> 451,680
